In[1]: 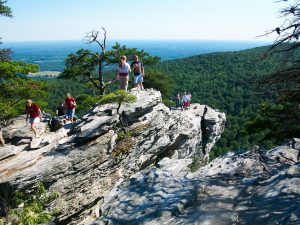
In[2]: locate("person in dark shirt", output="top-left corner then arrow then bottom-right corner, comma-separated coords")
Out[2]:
131,55 -> 145,90
25,99 -> 42,138
56,102 -> 64,116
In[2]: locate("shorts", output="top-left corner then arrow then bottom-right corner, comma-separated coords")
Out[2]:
29,117 -> 40,124
65,109 -> 75,118
134,73 -> 143,84
183,101 -> 189,107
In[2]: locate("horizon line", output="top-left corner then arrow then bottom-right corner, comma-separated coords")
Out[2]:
3,38 -> 273,44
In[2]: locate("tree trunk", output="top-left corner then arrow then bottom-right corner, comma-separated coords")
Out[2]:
98,59 -> 105,95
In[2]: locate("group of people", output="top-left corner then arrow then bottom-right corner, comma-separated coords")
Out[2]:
116,55 -> 145,91
25,93 -> 77,138
25,54 -> 146,138
176,91 -> 192,110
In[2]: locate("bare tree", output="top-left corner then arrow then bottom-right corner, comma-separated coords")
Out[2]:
61,28 -> 160,95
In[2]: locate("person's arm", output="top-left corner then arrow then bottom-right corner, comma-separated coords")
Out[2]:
142,63 -> 145,76
71,100 -> 77,107
127,63 -> 131,73
115,69 -> 119,79
38,108 -> 43,120
26,108 -> 29,124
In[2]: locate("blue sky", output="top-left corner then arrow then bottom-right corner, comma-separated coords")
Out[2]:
0,0 -> 285,42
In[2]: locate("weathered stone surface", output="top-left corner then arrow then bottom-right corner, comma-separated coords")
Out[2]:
0,145 -> 23,161
93,139 -> 300,225
2,115 -> 48,144
0,89 -> 225,224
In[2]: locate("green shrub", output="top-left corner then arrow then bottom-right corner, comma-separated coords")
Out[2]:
189,157 -> 205,172
0,182 -> 59,225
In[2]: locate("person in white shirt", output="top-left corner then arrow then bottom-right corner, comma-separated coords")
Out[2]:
182,92 -> 190,110
116,55 -> 131,91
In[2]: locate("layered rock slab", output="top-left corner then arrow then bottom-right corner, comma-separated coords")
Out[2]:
0,89 -> 225,224
93,139 -> 300,225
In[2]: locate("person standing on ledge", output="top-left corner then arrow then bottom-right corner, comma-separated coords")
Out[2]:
116,55 -> 131,91
131,55 -> 145,90
26,99 -> 43,138
64,93 -> 76,122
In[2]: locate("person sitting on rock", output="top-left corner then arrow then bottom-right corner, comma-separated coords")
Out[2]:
64,93 -> 77,123
26,99 -> 43,138
56,102 -> 65,117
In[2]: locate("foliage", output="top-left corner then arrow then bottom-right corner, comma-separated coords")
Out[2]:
0,63 -> 48,126
0,182 -> 59,225
247,0 -> 300,143
0,0 -> 12,18
157,46 -> 288,156
143,69 -> 175,98
245,101 -> 300,144
162,98 -> 175,109
130,123 -> 151,137
189,157 -> 203,172
75,94 -> 102,115
112,130 -> 134,157
99,90 -> 137,113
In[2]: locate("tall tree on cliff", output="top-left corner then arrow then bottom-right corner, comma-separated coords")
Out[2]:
60,28 -> 160,95
246,0 -> 300,143
0,1 -> 47,146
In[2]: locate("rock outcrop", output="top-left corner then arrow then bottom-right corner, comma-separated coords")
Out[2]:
0,89 -> 225,225
93,138 -> 300,225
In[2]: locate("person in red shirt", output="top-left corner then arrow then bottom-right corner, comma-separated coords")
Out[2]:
64,93 -> 76,122
25,99 -> 42,138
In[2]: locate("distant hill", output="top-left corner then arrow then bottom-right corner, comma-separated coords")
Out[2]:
156,46 -> 291,157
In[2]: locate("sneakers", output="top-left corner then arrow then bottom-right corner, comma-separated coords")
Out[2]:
35,134 -> 40,138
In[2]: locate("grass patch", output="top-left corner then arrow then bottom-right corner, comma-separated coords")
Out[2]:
188,157 -> 206,172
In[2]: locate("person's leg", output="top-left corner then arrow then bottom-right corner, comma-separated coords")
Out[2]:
70,109 -> 75,123
124,76 -> 129,91
137,74 -> 144,90
134,75 -> 138,88
31,122 -> 38,137
119,76 -> 126,90
65,110 -> 70,121
139,82 -> 144,90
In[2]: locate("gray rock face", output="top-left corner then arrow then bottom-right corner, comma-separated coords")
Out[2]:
0,89 -> 225,225
93,139 -> 300,225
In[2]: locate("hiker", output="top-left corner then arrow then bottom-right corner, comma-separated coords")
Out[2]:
116,55 -> 131,91
175,91 -> 181,108
131,55 -> 145,90
25,99 -> 43,138
56,102 -> 64,117
181,92 -> 189,110
64,93 -> 76,122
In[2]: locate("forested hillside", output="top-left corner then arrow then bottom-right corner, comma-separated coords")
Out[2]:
156,46 -> 292,157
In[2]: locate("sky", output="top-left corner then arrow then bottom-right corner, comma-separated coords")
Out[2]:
0,0 -> 287,42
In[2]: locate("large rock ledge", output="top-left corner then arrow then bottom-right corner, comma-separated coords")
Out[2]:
93,138 -> 300,225
0,89 -> 225,225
